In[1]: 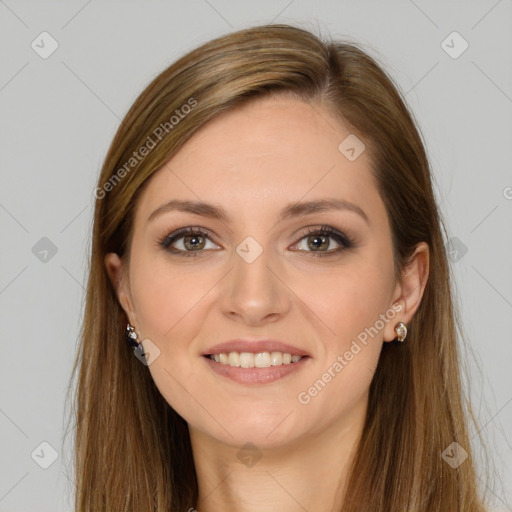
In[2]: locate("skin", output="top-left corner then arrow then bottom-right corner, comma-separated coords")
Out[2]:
106,94 -> 429,511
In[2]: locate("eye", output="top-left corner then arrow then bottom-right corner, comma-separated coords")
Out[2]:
158,225 -> 355,258
291,225 -> 354,256
158,227 -> 220,257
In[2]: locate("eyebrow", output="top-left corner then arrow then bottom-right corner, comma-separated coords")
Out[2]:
147,198 -> 369,225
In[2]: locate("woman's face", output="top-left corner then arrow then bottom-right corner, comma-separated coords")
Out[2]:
107,95 -> 410,449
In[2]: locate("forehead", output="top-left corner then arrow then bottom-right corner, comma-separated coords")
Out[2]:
171,94 -> 356,171
135,95 -> 384,226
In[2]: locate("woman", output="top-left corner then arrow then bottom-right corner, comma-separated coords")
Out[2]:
70,23 -> 489,511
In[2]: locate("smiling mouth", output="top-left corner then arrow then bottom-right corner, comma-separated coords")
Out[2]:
204,351 -> 307,368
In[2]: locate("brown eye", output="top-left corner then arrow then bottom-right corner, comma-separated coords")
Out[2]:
159,227 -> 219,257
306,234 -> 330,251
292,226 -> 354,257
181,234 -> 206,251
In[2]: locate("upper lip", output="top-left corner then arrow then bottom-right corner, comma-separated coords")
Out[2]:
203,339 -> 311,357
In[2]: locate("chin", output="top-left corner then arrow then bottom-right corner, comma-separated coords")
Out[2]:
189,409 -> 304,450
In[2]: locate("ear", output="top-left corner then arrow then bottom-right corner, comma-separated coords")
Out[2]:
104,252 -> 137,325
384,241 -> 430,342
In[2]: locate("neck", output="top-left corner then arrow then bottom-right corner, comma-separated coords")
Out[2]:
189,396 -> 367,512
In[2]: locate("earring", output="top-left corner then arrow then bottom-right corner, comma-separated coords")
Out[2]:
125,323 -> 140,347
394,322 -> 408,342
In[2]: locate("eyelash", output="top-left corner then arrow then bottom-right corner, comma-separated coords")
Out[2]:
158,225 -> 355,258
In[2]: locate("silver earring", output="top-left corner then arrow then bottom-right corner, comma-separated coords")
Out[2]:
125,323 -> 140,347
394,322 -> 408,342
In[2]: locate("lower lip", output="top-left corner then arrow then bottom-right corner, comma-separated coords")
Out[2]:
203,355 -> 310,385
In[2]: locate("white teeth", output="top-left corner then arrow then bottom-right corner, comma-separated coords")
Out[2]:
270,352 -> 283,365
239,352 -> 253,368
209,351 -> 304,367
228,352 -> 240,366
254,352 -> 271,368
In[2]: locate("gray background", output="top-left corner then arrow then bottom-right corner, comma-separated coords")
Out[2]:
0,1 -> 511,511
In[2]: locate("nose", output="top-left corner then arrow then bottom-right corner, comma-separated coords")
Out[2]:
220,243 -> 291,326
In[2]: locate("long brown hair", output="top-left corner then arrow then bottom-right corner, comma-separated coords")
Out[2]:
65,23 -> 490,511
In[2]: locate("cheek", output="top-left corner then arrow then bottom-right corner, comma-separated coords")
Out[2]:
129,251 -> 211,341
296,257 -> 394,354
291,265 -> 389,429
128,253 -> 211,425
